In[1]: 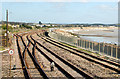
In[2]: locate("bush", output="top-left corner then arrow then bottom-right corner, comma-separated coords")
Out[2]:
2,24 -> 13,32
25,25 -> 32,29
22,24 -> 32,29
35,26 -> 42,29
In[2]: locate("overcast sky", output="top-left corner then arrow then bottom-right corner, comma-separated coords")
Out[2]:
1,2 -> 118,24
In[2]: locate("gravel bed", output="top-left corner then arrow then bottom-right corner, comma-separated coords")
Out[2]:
2,36 -> 24,78
35,49 -> 65,77
33,34 -> 120,78
23,35 -> 42,77
2,51 -> 24,77
24,35 -> 65,77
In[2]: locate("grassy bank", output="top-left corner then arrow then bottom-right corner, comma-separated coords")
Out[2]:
0,46 -> 5,51
60,41 -> 100,56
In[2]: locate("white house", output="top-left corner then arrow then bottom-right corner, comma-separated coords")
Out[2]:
11,25 -> 19,28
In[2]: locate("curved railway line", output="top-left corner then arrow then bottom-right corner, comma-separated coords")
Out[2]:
16,34 -> 31,79
15,32 -> 86,79
27,35 -> 85,79
29,35 -> 93,79
36,32 -> 120,77
44,34 -> 120,67
15,30 -> 120,79
16,34 -> 49,79
37,33 -> 120,74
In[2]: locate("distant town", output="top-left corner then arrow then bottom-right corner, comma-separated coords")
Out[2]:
0,21 -> 117,30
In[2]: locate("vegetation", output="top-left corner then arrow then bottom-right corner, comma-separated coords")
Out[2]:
35,26 -> 42,29
60,42 -> 77,48
25,25 -> 32,29
44,25 -> 55,28
21,24 -> 32,29
39,21 -> 42,25
0,46 -> 5,51
2,24 -> 13,32
60,41 -> 100,56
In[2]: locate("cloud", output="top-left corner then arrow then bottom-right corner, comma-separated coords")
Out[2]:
98,4 -> 118,10
99,5 -> 110,9
81,0 -> 89,3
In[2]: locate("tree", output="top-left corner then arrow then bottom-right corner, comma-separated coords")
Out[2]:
21,24 -> 32,29
2,24 -> 13,31
39,21 -> 42,25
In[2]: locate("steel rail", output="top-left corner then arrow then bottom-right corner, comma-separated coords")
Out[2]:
16,34 -> 31,79
27,35 -> 76,79
43,33 -> 120,67
37,33 -> 120,74
20,35 -> 49,79
30,35 -> 94,79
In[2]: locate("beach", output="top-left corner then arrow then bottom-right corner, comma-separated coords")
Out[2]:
59,26 -> 118,45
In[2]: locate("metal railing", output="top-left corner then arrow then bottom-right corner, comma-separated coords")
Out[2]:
49,32 -> 120,59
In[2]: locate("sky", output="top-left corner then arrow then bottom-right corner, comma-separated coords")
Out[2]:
1,0 -> 118,2
1,2 -> 118,24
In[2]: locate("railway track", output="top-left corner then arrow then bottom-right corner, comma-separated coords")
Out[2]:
29,34 -> 94,78
16,33 -> 49,79
16,34 -> 31,79
37,33 -> 120,74
16,32 -> 86,78
27,35 -> 81,78
32,32 -> 120,77
15,31 -> 120,78
43,33 -> 120,67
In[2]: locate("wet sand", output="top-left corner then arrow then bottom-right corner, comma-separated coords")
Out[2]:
59,26 -> 118,45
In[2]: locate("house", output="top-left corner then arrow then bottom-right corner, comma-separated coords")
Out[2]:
11,24 -> 20,28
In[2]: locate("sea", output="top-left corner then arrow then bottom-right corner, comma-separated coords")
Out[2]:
66,28 -> 119,45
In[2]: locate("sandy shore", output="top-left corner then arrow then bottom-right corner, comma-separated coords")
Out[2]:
54,26 -> 118,45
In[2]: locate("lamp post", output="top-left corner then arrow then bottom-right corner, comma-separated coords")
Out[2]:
6,10 -> 8,47
4,33 -> 7,46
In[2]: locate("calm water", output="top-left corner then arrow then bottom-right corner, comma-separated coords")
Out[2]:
80,36 -> 118,44
76,29 -> 119,45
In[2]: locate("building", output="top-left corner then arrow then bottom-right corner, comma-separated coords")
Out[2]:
11,24 -> 20,28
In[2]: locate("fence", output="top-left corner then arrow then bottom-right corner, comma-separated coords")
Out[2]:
1,30 -> 12,47
49,32 -> 120,59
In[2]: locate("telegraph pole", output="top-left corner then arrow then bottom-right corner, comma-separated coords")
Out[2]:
6,10 -> 8,47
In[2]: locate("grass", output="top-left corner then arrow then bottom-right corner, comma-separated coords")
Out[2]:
0,46 -> 5,51
77,48 -> 100,56
60,42 -> 77,48
104,56 -> 109,60
78,48 -> 92,53
60,41 -> 100,56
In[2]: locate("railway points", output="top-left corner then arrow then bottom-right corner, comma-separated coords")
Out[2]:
1,30 -> 120,79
